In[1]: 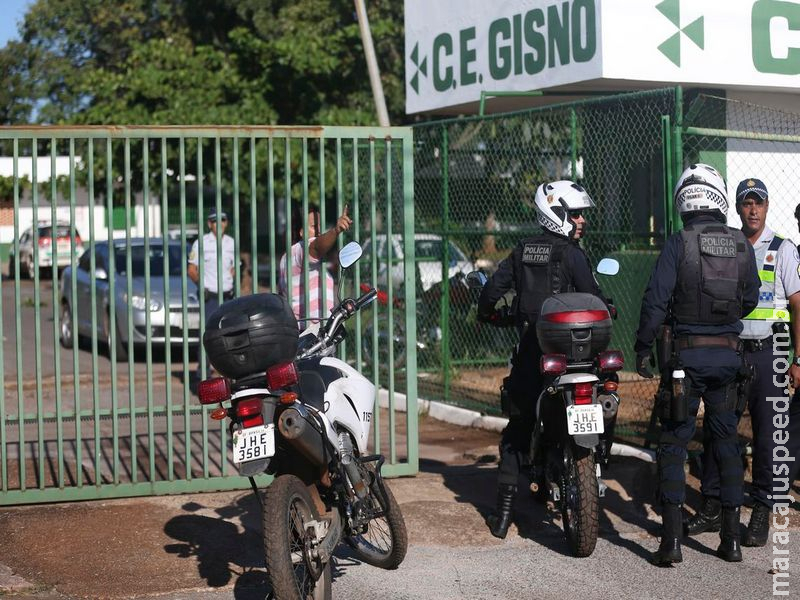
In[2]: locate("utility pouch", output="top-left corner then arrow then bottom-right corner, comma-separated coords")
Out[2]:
670,368 -> 688,422
656,376 -> 673,422
656,325 -> 674,373
735,358 -> 754,415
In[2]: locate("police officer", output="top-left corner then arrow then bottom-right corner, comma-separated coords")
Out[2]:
478,180 -> 605,539
686,178 -> 800,547
635,164 -> 760,565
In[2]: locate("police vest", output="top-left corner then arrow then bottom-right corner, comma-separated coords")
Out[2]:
672,223 -> 750,325
741,233 -> 790,339
513,235 -> 572,322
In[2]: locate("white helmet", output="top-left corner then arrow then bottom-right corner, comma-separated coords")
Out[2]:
534,180 -> 595,238
674,163 -> 728,216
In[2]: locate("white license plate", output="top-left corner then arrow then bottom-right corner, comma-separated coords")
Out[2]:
232,424 -> 275,464
566,404 -> 604,435
171,312 -> 200,330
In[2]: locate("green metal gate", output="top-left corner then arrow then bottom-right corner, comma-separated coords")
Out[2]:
0,125 -> 418,505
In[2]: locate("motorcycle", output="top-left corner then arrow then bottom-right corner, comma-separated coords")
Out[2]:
467,257 -> 622,557
197,241 -> 408,600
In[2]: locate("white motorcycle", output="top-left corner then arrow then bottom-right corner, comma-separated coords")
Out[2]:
198,242 -> 407,600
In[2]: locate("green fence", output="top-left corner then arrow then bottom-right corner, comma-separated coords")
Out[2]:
0,125 -> 417,505
410,87 -> 800,446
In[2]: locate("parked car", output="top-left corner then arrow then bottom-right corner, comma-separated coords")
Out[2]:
8,221 -> 84,279
360,233 -> 475,292
59,239 -> 202,361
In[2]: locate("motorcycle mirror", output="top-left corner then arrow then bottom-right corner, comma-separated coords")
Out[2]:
596,258 -> 619,276
339,241 -> 363,269
465,270 -> 488,290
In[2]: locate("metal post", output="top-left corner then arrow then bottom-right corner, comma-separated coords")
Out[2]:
441,126 -> 451,400
354,0 -> 390,127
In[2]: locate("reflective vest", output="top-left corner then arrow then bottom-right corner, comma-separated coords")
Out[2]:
741,232 -> 789,339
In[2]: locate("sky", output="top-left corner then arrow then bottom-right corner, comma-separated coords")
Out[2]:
0,0 -> 32,47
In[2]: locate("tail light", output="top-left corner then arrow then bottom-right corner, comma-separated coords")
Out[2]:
236,397 -> 264,427
542,310 -> 608,323
38,237 -> 51,247
598,350 -> 624,372
540,353 -> 567,375
198,377 -> 231,405
574,382 -> 594,405
266,362 -> 298,390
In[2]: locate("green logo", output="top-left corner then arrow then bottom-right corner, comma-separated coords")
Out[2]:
656,0 -> 704,67
752,0 -> 800,75
409,42 -> 428,94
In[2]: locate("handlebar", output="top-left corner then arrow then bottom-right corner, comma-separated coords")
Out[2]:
297,287 -> 378,359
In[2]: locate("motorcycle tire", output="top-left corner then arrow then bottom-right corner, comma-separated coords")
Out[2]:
262,474 -> 332,600
560,441 -> 599,558
345,462 -> 408,570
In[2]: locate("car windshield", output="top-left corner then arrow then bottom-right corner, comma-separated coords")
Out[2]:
415,239 -> 467,262
38,226 -> 75,239
115,245 -> 184,277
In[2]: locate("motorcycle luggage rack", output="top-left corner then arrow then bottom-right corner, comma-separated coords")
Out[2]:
565,360 -> 594,372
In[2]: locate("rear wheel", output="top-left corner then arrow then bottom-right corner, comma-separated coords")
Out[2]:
346,461 -> 408,569
561,441 -> 599,557
263,475 -> 332,600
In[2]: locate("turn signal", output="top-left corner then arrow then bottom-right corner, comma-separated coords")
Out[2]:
210,407 -> 228,420
280,392 -> 298,405
603,380 -> 619,392
198,377 -> 231,405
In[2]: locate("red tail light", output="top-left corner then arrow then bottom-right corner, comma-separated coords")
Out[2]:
598,350 -> 624,372
198,377 -> 231,405
266,362 -> 298,390
540,353 -> 568,375
574,382 -> 594,405
236,397 -> 264,427
543,310 -> 608,323
38,237 -> 51,247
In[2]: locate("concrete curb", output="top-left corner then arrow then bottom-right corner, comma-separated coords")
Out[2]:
377,388 -> 656,459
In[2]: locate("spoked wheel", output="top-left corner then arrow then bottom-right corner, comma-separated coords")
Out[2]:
346,459 -> 408,570
560,441 -> 599,557
263,475 -> 332,600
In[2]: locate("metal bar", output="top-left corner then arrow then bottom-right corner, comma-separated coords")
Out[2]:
0,125 -> 412,139
50,139 -> 65,488
106,138 -> 120,484
401,134 -> 419,472
353,139 -> 363,370
385,140 -> 396,464
160,137 -> 174,481
672,86 -> 684,230
441,126 -> 451,402
369,138 -> 380,453
250,136 -> 259,294
302,138 -> 310,318
88,139 -> 100,484
233,138 -> 241,299
143,139 -> 155,483
661,116 -> 674,236
179,137 -> 190,480
12,139 -> 23,491
335,138 -> 346,361
268,138 -> 276,292
188,137 -> 202,478
124,138 -> 136,482
570,108 -> 578,179
7,403 -> 214,423
284,138 -> 292,305
319,138 -> 328,314
32,141 -> 45,489
683,126 -> 800,144
69,138 -> 82,487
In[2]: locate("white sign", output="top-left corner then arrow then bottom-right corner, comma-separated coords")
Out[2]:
405,0 -> 800,113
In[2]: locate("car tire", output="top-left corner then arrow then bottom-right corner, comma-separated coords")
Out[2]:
25,255 -> 36,280
7,256 -> 14,279
60,300 -> 74,349
105,311 -> 128,362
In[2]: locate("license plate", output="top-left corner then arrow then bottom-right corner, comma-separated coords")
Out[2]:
232,424 -> 275,464
566,404 -> 604,435
171,312 -> 200,330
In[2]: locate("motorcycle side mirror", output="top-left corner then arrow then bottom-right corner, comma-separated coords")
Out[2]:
339,241 -> 363,269
596,258 -> 619,276
465,270 -> 488,289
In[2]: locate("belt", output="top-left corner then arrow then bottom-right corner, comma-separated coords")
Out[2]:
741,336 -> 773,352
675,335 -> 740,351
205,289 -> 234,301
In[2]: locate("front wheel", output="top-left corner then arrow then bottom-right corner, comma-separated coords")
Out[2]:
263,475 -> 332,600
346,461 -> 408,570
560,441 -> 599,557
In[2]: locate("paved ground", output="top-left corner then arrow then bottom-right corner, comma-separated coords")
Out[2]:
0,412 -> 798,600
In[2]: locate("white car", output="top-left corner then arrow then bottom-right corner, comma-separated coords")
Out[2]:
8,221 -> 85,279
360,233 -> 474,292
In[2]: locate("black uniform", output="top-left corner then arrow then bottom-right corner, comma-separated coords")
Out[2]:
635,214 -> 760,507
479,230 -> 604,487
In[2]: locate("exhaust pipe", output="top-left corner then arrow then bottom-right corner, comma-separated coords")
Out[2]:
598,392 -> 620,419
277,406 -> 327,467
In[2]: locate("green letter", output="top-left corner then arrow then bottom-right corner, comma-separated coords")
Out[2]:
571,0 -> 597,63
460,27 -> 477,86
548,2 -> 571,68
433,33 -> 454,91
524,9 -> 546,75
752,0 -> 800,74
489,18 -> 512,80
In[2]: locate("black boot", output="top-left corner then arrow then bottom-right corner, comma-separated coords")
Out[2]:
717,506 -> 743,562
684,496 -> 721,535
652,504 -> 683,566
743,503 -> 770,547
486,484 -> 516,539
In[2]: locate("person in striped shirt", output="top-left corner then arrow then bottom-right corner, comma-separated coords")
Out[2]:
279,204 -> 352,324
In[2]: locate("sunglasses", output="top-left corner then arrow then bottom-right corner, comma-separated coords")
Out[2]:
568,210 -> 583,219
